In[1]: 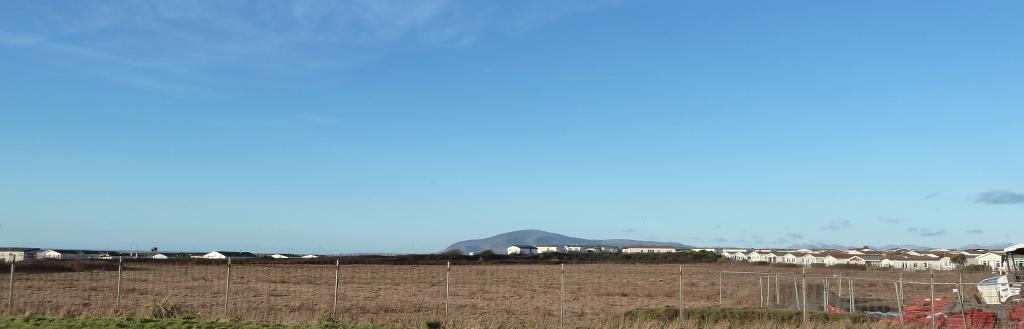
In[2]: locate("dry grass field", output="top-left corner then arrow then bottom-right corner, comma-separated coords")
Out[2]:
0,261 -> 1001,328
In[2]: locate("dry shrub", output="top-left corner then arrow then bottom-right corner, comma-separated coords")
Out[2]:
150,301 -> 198,320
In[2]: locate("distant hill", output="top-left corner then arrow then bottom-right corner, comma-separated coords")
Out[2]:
786,242 -> 854,250
443,229 -> 690,254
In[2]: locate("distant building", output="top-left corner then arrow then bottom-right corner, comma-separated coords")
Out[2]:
537,245 -> 564,253
621,245 -> 677,254
690,248 -> 717,253
151,252 -> 197,260
99,251 -> 133,260
38,249 -> 102,260
721,249 -> 748,261
0,248 -> 39,263
202,251 -> 256,260
969,252 -> 1005,271
506,245 -> 538,255
565,245 -> 586,253
879,255 -> 950,270
269,253 -> 303,259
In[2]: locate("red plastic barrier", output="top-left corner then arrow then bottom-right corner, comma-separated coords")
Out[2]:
945,311 -> 997,329
1010,303 -> 1024,321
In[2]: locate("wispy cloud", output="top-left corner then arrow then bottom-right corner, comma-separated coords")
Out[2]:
785,232 -> 803,240
621,228 -> 637,233
924,193 -> 940,200
0,1 -> 603,91
877,217 -> 906,224
965,229 -> 983,234
907,227 -> 946,237
974,190 -> 1024,205
819,220 -> 850,231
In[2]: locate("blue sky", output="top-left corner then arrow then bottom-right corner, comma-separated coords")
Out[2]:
1,1 -> 1022,253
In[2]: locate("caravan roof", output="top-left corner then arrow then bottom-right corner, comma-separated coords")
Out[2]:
1005,243 -> 1024,253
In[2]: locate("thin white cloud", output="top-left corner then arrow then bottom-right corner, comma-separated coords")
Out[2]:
0,1 -> 604,91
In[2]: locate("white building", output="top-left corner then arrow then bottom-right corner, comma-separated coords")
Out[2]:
38,249 -> 101,260
721,249 -> 748,261
537,245 -> 564,253
970,252 -> 1006,271
622,245 -> 677,254
506,245 -> 538,255
0,248 -> 39,263
270,253 -> 302,259
565,245 -> 586,253
202,251 -> 256,260
748,251 -> 781,263
879,255 -> 949,270
151,252 -> 194,260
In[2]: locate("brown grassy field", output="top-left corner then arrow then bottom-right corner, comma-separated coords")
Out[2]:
0,261 -> 1002,328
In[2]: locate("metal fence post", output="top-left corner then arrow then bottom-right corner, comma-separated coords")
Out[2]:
7,262 -> 13,314
224,258 -> 232,316
837,273 -> 843,300
333,260 -> 340,317
759,276 -> 765,308
929,269 -> 936,329
793,276 -> 800,310
444,261 -> 450,324
897,272 -> 904,324
957,271 -> 967,329
116,257 -> 123,311
678,265 -> 683,316
822,277 -> 828,311
559,263 -> 564,329
843,278 -> 851,311
775,273 -> 780,305
718,271 -> 723,306
801,267 -> 807,326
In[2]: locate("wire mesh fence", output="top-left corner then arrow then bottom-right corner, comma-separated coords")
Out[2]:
1,260 -> 1021,328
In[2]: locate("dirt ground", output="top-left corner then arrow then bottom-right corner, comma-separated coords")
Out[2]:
0,262 -> 1001,327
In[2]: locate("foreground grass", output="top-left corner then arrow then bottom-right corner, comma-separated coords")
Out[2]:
0,318 -> 410,329
0,317 -> 897,329
0,309 -> 886,329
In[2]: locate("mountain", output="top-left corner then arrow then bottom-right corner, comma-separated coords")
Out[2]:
960,243 -> 1014,250
786,242 -> 854,250
443,229 -> 690,254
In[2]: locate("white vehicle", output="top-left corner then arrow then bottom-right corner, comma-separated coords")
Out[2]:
978,243 -> 1023,305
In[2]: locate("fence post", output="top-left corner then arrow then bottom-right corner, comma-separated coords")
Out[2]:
332,260 -> 340,317
929,269 -> 936,329
559,263 -> 564,329
678,265 -> 683,315
444,261 -> 450,325
759,276 -> 765,308
822,277 -> 828,311
801,267 -> 807,326
957,271 -> 967,329
837,273 -> 843,300
897,272 -> 904,324
7,262 -> 13,314
116,257 -> 123,312
793,276 -> 800,310
775,273 -> 780,305
718,271 -> 723,306
224,258 -> 231,316
843,278 -> 851,311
